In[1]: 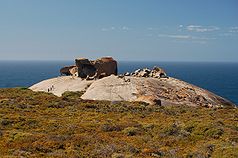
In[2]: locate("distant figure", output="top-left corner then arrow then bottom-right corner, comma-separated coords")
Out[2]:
47,88 -> 49,92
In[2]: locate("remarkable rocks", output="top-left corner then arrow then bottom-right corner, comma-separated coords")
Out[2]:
75,57 -> 117,79
30,57 -> 236,107
60,57 -> 117,79
60,65 -> 77,76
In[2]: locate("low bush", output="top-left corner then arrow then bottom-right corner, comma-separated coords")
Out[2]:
0,88 -> 237,157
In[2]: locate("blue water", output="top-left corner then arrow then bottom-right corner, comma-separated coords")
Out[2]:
0,61 -> 237,105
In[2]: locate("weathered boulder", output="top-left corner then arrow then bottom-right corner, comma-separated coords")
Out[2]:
75,58 -> 96,78
74,57 -> 117,79
150,66 -> 167,78
91,57 -> 117,78
129,67 -> 168,78
60,65 -> 77,76
69,67 -> 78,76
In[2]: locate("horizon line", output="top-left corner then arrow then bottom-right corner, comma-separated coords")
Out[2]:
0,59 -> 238,63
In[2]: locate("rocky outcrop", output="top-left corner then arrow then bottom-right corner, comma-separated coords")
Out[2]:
60,65 -> 77,76
75,57 -> 117,79
121,66 -> 167,78
92,57 -> 118,79
32,57 -> 236,108
81,75 -> 235,107
29,76 -> 93,96
29,75 -> 236,107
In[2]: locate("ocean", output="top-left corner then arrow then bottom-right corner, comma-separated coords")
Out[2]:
0,61 -> 237,105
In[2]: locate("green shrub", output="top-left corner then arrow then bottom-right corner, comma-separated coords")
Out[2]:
18,87 -> 28,90
61,91 -> 84,100
163,123 -> 180,136
0,88 -> 238,157
205,127 -> 224,139
122,127 -> 140,136
101,124 -> 123,132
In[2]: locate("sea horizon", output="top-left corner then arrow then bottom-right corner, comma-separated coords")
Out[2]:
1,60 -> 238,63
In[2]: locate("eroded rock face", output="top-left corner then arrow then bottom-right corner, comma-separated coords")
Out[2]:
75,58 -> 96,78
60,65 -> 77,76
74,57 -> 117,79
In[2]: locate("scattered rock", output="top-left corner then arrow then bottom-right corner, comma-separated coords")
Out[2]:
117,74 -> 124,78
123,66 -> 168,79
138,70 -> 150,77
124,72 -> 130,76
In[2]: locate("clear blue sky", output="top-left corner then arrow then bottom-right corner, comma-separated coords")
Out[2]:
0,0 -> 238,61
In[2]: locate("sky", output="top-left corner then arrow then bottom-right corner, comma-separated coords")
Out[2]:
0,0 -> 238,61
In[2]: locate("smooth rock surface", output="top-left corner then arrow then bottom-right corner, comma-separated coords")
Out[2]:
29,75 -> 236,107
29,76 -> 93,96
81,75 -> 236,107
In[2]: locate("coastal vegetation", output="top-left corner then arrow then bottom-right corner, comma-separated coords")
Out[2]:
0,88 -> 237,157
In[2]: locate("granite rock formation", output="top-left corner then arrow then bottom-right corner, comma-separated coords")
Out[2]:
60,65 -> 77,76
30,75 -> 236,107
81,75 -> 235,107
121,66 -> 168,78
30,76 -> 93,97
30,57 -> 236,107
61,57 -> 118,80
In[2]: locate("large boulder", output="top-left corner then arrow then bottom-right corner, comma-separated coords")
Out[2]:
75,58 -> 96,78
92,57 -> 117,78
60,65 -> 77,76
75,57 -> 117,79
69,67 -> 78,76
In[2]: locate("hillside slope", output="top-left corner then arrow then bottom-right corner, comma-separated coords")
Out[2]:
0,88 -> 238,157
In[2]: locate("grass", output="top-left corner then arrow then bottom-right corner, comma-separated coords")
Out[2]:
0,88 -> 237,157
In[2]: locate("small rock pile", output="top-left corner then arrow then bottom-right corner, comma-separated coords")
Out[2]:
120,66 -> 168,78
